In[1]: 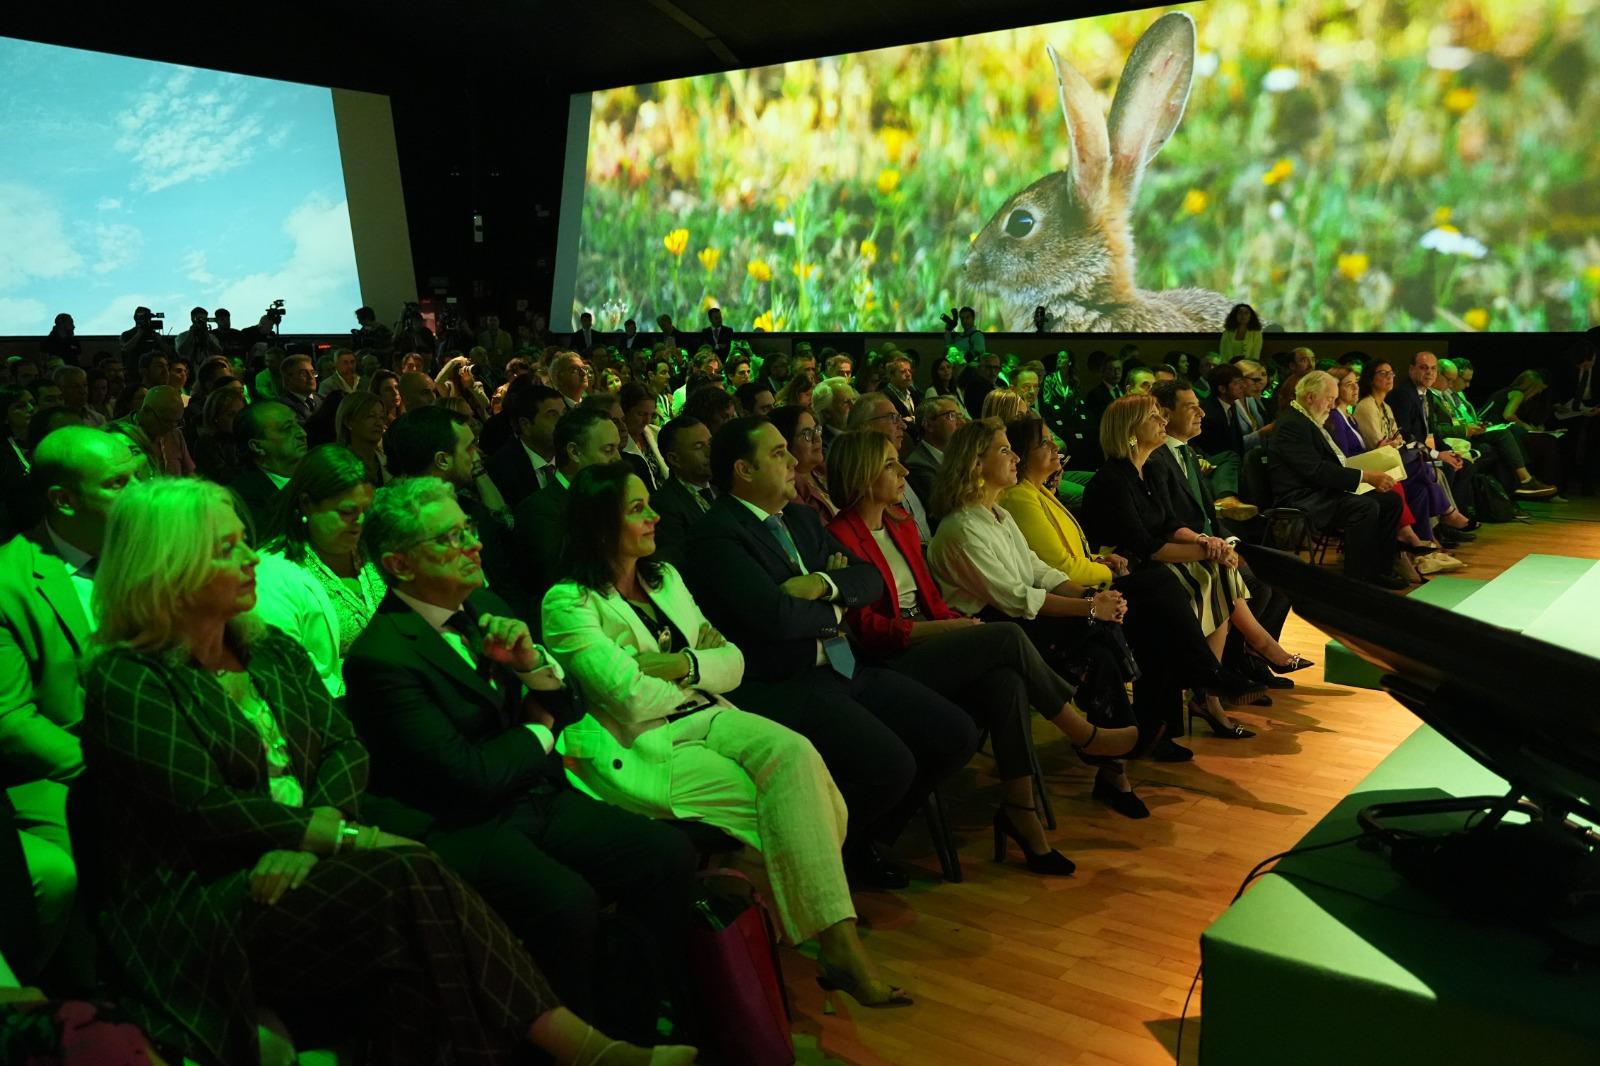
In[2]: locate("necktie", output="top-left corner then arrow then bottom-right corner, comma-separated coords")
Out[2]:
691,485 -> 713,512
1178,445 -> 1212,535
762,514 -> 856,678
445,610 -> 496,683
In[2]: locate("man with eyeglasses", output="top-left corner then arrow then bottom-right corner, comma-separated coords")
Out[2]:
110,385 -> 194,477
904,397 -> 965,506
344,476 -> 699,1034
847,393 -> 932,540
550,351 -> 591,409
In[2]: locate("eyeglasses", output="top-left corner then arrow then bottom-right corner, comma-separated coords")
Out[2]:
1375,369 -> 1396,378
794,428 -> 820,442
867,411 -> 897,423
408,519 -> 480,552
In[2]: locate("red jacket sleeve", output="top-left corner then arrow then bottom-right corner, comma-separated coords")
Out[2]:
826,511 -> 962,659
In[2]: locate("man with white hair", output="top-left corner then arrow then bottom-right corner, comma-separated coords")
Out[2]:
1269,371 -> 1406,589
811,376 -> 858,454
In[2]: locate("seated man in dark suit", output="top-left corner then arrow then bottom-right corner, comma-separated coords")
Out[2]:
1389,351 -> 1480,515
903,396 -> 964,507
680,416 -> 979,888
648,415 -> 715,567
484,383 -> 564,509
0,427 -> 142,982
345,476 -> 697,1035
225,400 -> 306,539
511,406 -> 620,608
385,406 -> 522,616
1268,372 -> 1407,589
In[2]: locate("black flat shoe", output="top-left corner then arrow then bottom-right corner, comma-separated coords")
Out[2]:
1092,777 -> 1151,819
1150,738 -> 1195,762
993,804 -> 1076,876
1188,696 -> 1257,739
843,842 -> 910,891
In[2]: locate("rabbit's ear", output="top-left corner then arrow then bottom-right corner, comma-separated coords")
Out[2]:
1047,43 -> 1109,210
1107,11 -> 1197,198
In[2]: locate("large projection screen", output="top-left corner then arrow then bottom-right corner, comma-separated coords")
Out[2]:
0,36 -> 414,337
558,0 -> 1600,335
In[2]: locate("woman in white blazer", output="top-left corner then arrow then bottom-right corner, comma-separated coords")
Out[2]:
542,462 -> 910,1009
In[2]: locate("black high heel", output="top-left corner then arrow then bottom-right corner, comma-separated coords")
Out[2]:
992,803 -> 1076,876
1187,695 -> 1256,739
1248,649 -> 1316,675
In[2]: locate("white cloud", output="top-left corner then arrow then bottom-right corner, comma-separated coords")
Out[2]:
90,222 -> 144,275
78,293 -> 184,336
0,297 -> 51,334
114,69 -> 266,193
96,197 -> 122,211
181,249 -> 216,286
214,195 -> 358,327
0,182 -> 83,287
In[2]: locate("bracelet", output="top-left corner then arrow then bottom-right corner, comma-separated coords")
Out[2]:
684,649 -> 701,687
334,820 -> 361,855
1088,599 -> 1099,622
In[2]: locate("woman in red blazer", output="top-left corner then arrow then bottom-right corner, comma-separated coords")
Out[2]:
825,431 -> 1143,877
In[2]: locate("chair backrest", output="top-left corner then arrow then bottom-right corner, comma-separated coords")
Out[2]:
1240,445 -> 1273,507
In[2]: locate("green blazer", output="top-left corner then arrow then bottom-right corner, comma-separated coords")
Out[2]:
0,526 -> 92,788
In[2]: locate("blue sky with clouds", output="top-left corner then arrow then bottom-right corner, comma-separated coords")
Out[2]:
0,36 -> 361,336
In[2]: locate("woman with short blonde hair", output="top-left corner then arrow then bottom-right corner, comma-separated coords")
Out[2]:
981,387 -> 1029,425
929,417 -> 1003,519
1097,393 -> 1157,463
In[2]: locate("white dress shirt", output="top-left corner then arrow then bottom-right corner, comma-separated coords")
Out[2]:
733,495 -> 845,666
929,503 -> 1070,619
45,521 -> 97,626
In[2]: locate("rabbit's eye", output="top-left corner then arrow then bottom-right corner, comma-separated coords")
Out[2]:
1004,209 -> 1036,239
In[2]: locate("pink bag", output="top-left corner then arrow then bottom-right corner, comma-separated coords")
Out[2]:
688,868 -> 795,1066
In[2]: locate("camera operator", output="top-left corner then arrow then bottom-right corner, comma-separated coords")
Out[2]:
176,306 -> 224,362
394,302 -> 436,358
118,306 -> 174,376
43,312 -> 81,365
353,305 -> 393,353
212,308 -> 245,358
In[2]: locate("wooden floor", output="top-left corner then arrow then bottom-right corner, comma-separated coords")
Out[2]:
768,495 -> 1600,1066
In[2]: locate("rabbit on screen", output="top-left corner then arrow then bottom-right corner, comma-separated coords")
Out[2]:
965,12 -> 1238,333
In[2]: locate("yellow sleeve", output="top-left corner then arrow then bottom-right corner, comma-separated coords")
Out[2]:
999,488 -> 1115,588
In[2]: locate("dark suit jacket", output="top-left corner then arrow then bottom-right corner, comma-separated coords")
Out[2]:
1082,459 -> 1187,567
485,439 -> 549,510
511,478 -> 570,607
82,628 -> 367,1065
343,590 -> 570,835
701,324 -> 735,353
681,495 -> 883,683
1388,382 -> 1443,452
902,440 -> 943,509
0,526 -> 91,788
1197,394 -> 1245,457
226,465 -> 286,540
1148,442 -> 1214,536
957,366 -> 995,421
1267,406 -> 1363,528
650,477 -> 711,568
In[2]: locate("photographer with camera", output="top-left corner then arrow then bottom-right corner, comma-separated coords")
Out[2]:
941,306 -> 986,358
353,306 -> 394,353
177,306 -> 224,362
395,301 -> 437,359
211,307 -> 245,358
239,301 -> 286,351
43,312 -> 81,365
118,306 -> 174,376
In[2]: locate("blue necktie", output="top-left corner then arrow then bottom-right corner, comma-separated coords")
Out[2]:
763,513 -> 856,679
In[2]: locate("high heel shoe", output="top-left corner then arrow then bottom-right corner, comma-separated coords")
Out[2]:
1075,720 -> 1166,760
992,803 -> 1076,875
1251,650 -> 1315,675
1187,695 -> 1256,739
815,959 -> 913,1008
1091,775 -> 1150,819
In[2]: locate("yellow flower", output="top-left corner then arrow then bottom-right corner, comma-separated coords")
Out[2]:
1262,159 -> 1294,187
1433,206 -> 1454,226
1443,87 -> 1477,115
752,310 -> 788,332
701,295 -> 720,312
1463,307 -> 1489,330
662,228 -> 689,257
1437,223 -> 1461,235
1585,265 -> 1600,287
1181,189 -> 1209,215
880,127 -> 912,164
792,262 -> 819,281
747,259 -> 773,282
876,168 -> 901,195
859,238 -> 878,263
1336,252 -> 1370,281
697,247 -> 721,272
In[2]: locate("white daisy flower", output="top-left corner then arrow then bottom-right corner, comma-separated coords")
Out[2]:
1262,67 -> 1299,93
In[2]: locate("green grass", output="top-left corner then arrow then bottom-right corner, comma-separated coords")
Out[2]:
575,0 -> 1600,333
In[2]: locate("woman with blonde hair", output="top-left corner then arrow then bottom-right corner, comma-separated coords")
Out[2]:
1082,396 -> 1303,739
828,428 -> 1147,842
335,389 -> 390,487
980,387 -> 1030,425
82,476 -> 694,1066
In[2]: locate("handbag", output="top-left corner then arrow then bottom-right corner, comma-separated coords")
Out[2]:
688,868 -> 795,1066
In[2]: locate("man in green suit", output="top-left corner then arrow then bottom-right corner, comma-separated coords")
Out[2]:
0,426 -> 142,975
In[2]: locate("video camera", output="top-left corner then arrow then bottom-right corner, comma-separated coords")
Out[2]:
264,299 -> 286,324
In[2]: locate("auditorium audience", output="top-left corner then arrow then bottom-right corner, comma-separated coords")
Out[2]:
980,387 -> 1030,425
317,348 -> 362,398
847,393 -> 931,538
252,446 -> 386,698
1269,372 -> 1407,588
773,369 -> 815,409
333,390 -> 390,488
368,368 -> 403,422
227,400 -> 307,540
1353,360 -> 1472,546
681,416 -> 979,890
344,476 -> 698,1039
512,406 -> 622,609
682,383 -> 735,434
192,386 -> 247,484
811,376 -> 858,454
618,381 -> 667,490
543,462 -> 908,1006
1387,351 -> 1487,520
903,396 -> 964,505
82,476 -> 686,1066
486,383 -> 565,509
278,354 -> 322,426
397,370 -> 436,413
648,416 -> 715,567
109,385 -> 194,478
828,429 -> 1145,839
1478,370 -> 1564,491
52,366 -> 105,428
771,404 -> 838,522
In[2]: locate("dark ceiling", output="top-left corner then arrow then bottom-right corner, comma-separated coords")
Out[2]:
4,0 -> 1143,95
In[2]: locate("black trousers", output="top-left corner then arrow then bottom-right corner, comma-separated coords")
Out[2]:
1327,489 -> 1404,579
734,664 -> 980,847
423,786 -> 698,1041
889,621 -> 1076,781
1113,567 -> 1223,736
